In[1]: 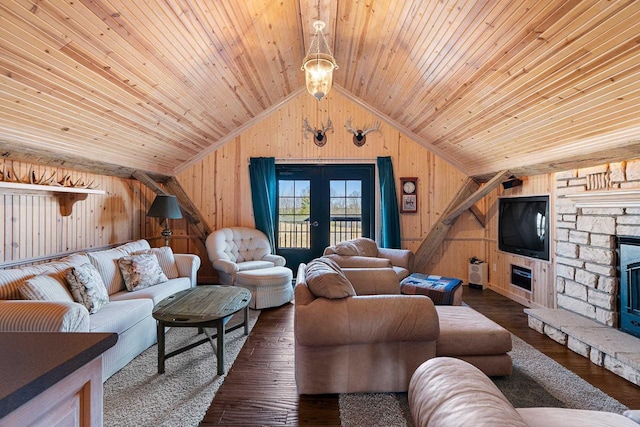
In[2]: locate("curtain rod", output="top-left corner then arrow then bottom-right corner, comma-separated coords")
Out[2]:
248,157 -> 378,164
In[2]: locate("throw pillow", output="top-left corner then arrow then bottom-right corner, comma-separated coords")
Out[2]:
118,254 -> 168,292
132,247 -> 179,279
65,263 -> 109,314
305,257 -> 356,299
18,274 -> 74,302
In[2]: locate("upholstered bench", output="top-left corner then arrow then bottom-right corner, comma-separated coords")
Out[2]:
400,273 -> 463,305
235,266 -> 293,309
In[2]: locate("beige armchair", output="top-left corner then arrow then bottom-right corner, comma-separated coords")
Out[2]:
205,227 -> 293,309
323,237 -> 414,281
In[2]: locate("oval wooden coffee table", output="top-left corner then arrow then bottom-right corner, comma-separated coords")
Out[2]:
152,285 -> 251,375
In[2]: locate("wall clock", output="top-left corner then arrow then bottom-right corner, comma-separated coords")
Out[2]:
400,177 -> 418,213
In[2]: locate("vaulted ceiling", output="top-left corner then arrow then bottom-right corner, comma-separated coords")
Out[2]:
1,0 -> 640,181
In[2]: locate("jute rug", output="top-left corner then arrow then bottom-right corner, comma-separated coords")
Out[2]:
339,334 -> 629,427
103,310 -> 260,427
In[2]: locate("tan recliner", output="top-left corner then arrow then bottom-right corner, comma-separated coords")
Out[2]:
323,237 -> 414,281
294,259 -> 512,395
294,259 -> 440,394
205,227 -> 293,309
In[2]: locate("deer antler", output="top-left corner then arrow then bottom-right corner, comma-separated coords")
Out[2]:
360,120 -> 380,136
302,118 -> 317,140
345,118 -> 358,135
322,117 -> 334,135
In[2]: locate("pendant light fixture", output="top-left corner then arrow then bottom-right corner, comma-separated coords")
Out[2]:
302,16 -> 338,101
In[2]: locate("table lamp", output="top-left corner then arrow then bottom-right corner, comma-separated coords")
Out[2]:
147,195 -> 182,246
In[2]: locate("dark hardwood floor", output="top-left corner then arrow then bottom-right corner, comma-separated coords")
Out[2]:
200,287 -> 639,426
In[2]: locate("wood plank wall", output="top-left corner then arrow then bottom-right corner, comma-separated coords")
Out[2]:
0,158 -> 165,266
176,88 -> 556,307
0,89 -> 557,308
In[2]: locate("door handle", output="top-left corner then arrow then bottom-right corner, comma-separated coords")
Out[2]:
311,221 -> 319,227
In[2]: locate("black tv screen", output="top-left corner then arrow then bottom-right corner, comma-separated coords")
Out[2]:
498,195 -> 550,261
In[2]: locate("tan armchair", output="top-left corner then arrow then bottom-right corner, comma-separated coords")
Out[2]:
322,237 -> 414,281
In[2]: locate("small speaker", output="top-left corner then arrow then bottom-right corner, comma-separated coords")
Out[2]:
502,178 -> 523,189
468,262 -> 488,289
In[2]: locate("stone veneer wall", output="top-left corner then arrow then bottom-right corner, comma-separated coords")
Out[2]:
555,159 -> 640,326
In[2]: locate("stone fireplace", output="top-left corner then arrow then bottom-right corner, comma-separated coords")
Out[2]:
525,160 -> 640,386
619,237 -> 640,338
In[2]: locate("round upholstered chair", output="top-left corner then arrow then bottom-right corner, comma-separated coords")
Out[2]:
205,227 -> 293,309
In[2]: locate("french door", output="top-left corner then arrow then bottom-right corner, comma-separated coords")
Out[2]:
275,164 -> 375,271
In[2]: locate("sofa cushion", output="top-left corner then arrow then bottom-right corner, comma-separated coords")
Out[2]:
305,257 -> 356,299
0,264 -> 60,300
88,246 -> 130,295
89,298 -> 153,334
18,274 -> 74,302
118,254 -> 168,291
133,246 -> 179,279
65,263 -> 110,314
110,277 -> 191,305
327,255 -> 392,268
119,239 -> 152,254
333,237 -> 379,257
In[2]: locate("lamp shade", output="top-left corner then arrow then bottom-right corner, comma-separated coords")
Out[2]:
147,195 -> 182,219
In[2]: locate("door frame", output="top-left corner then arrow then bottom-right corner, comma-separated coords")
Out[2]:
275,162 -> 377,270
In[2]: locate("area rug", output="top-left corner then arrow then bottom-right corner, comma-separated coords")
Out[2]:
103,310 -> 260,427
339,334 -> 628,427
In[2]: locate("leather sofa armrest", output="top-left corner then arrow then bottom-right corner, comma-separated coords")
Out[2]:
343,268 -> 400,295
0,300 -> 90,332
409,357 -> 527,427
295,295 -> 439,347
378,247 -> 414,271
174,253 -> 201,287
262,254 -> 286,266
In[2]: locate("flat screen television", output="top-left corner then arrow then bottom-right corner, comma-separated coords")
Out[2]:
498,195 -> 550,261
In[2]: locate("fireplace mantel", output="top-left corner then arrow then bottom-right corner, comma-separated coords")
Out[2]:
566,189 -> 640,208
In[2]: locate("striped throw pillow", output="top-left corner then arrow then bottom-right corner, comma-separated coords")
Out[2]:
19,274 -> 74,302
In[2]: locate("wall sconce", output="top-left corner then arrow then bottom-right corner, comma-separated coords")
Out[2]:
146,195 -> 182,246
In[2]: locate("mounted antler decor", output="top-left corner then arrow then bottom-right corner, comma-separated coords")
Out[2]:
345,118 -> 380,147
303,117 -> 334,147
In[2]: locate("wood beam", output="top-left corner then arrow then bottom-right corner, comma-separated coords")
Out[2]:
132,172 -> 211,247
163,177 -> 212,247
413,170 -> 510,272
442,170 -> 511,224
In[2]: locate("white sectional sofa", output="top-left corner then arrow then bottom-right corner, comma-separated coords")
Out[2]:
0,239 -> 200,381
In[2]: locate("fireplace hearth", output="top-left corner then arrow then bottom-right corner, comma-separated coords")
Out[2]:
619,236 -> 640,339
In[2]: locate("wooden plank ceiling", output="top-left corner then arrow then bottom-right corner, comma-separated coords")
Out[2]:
1,0 -> 639,180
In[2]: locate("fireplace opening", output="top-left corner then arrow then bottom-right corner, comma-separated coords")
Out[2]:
618,236 -> 640,339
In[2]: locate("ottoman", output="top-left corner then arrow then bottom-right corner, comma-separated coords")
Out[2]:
435,305 -> 513,376
235,266 -> 293,309
400,273 -> 463,305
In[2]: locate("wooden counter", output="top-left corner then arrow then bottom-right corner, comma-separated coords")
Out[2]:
0,332 -> 117,426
